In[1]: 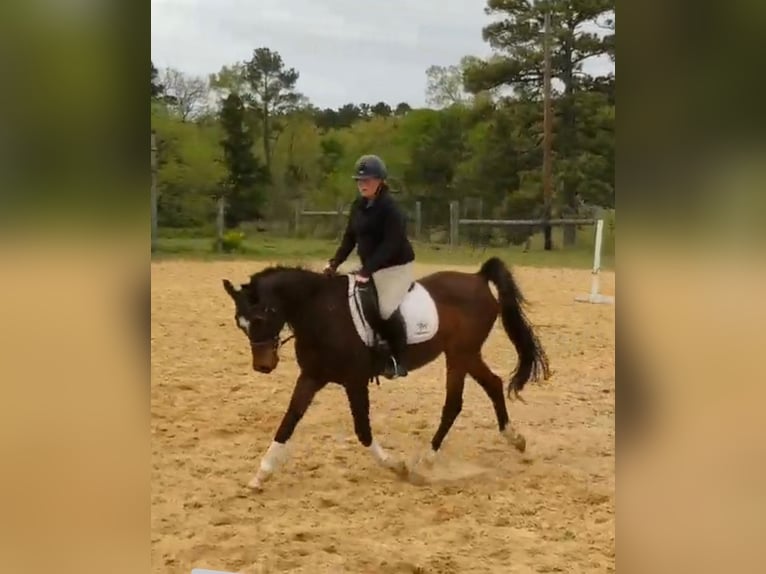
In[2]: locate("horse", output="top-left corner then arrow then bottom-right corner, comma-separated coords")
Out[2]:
221,256 -> 550,490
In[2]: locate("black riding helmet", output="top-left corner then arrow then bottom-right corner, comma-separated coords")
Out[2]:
352,154 -> 387,180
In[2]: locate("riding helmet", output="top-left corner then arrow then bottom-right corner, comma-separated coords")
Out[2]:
352,154 -> 387,180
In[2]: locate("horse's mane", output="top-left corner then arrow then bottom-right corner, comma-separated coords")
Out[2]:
247,264 -> 320,283
243,264 -> 329,303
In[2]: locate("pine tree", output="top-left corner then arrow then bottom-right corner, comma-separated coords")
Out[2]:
219,93 -> 268,226
465,0 -> 614,242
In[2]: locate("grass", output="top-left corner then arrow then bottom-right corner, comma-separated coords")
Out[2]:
152,227 -> 613,271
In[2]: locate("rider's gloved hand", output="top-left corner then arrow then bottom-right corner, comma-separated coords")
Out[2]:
322,261 -> 336,276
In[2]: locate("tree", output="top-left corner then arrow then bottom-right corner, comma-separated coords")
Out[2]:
242,48 -> 302,171
464,0 -> 615,242
219,93 -> 268,226
313,108 -> 338,131
316,136 -> 345,204
394,102 -> 412,116
401,108 -> 468,196
270,113 -> 321,212
151,106 -> 226,227
160,68 -> 209,122
425,63 -> 471,108
151,61 -> 164,99
208,63 -> 249,97
336,103 -> 363,127
371,102 -> 392,117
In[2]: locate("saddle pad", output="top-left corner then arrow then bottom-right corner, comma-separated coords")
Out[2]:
347,275 -> 439,347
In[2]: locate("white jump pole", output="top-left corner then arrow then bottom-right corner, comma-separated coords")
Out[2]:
575,219 -> 614,305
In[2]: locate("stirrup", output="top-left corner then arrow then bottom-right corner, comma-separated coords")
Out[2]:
383,356 -> 408,379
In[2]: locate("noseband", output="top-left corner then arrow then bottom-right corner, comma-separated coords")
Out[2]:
250,332 -> 295,350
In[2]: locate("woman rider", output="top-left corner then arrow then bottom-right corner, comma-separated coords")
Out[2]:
324,154 -> 415,379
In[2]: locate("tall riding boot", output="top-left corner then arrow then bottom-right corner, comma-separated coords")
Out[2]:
381,309 -> 408,379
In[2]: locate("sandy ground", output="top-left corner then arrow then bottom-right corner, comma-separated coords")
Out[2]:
151,259 -> 615,574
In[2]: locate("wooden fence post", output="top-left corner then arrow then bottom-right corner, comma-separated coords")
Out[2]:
293,200 -> 302,236
449,200 -> 459,247
414,201 -> 422,240
215,196 -> 225,252
150,131 -> 158,252
336,201 -> 345,238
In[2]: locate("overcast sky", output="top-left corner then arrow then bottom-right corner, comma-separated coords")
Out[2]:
151,0 -> 614,109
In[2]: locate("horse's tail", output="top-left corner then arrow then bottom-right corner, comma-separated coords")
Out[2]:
478,257 -> 551,398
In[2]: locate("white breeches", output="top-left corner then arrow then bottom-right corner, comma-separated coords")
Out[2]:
372,262 -> 414,319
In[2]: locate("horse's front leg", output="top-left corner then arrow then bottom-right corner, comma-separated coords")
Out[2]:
249,373 -> 322,491
344,381 -> 407,478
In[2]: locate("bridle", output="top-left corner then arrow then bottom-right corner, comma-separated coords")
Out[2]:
250,333 -> 295,349
244,303 -> 296,351
250,327 -> 295,350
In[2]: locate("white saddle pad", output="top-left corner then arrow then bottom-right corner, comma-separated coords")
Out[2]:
347,275 -> 439,347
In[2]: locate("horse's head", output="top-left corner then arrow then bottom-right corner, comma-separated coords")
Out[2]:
222,277 -> 286,373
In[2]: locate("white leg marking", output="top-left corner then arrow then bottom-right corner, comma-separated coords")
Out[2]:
368,440 -> 390,465
260,441 -> 287,472
248,441 -> 287,490
368,440 -> 408,477
409,446 -> 438,472
421,447 -> 437,467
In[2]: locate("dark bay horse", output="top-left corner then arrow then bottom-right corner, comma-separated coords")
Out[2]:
222,256 -> 550,490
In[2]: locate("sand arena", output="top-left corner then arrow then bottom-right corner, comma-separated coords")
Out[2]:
152,260 -> 615,573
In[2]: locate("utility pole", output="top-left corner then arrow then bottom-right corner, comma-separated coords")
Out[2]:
542,11 -> 554,251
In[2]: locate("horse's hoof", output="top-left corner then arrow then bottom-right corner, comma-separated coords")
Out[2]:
503,427 -> 527,453
418,449 -> 437,469
407,469 -> 428,486
407,451 -> 436,474
388,459 -> 409,479
247,476 -> 265,491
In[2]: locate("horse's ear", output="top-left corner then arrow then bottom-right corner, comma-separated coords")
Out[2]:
222,279 -> 237,300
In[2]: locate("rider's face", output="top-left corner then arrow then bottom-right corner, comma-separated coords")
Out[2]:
357,177 -> 380,199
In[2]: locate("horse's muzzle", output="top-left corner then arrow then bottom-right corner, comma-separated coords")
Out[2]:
251,345 -> 279,374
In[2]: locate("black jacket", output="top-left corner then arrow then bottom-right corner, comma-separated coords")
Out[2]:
330,187 -> 415,277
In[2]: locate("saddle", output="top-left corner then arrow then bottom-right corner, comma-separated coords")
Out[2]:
352,279 -> 413,382
346,275 -> 438,382
353,279 -> 414,343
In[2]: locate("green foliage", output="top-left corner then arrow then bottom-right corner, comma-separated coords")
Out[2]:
402,107 -> 469,197
218,229 -> 246,253
152,105 -> 225,227
219,93 -> 268,226
152,8 -> 614,251
464,0 -> 615,211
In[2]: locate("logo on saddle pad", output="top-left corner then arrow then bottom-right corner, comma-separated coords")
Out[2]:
347,276 -> 439,347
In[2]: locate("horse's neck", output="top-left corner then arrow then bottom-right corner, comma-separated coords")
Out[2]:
273,271 -> 325,330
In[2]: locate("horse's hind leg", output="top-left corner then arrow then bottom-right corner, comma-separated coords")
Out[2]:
344,382 -> 407,478
467,354 -> 526,452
